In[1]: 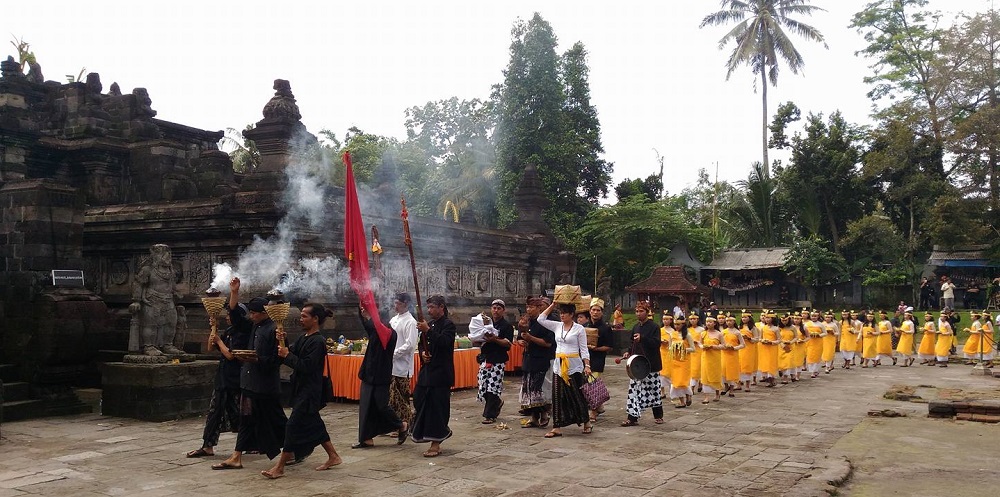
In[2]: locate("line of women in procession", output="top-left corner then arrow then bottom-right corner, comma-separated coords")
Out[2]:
653,307 -> 997,408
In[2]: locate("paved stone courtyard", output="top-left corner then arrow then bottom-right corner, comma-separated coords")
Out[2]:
1,360 -> 997,497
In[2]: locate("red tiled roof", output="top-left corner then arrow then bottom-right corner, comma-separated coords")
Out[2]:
626,266 -> 710,294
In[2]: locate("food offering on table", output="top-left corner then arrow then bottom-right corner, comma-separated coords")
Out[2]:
454,336 -> 473,349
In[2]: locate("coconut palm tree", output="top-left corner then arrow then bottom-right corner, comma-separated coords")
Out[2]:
722,161 -> 788,247
700,0 -> 827,170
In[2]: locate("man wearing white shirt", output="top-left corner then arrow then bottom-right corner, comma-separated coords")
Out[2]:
940,276 -> 956,311
388,293 -> 418,431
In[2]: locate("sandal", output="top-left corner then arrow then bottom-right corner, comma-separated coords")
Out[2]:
422,448 -> 441,458
211,462 -> 243,470
543,430 -> 562,438
653,418 -> 664,424
620,419 -> 638,427
397,422 -> 408,445
482,418 -> 496,424
701,399 -> 710,404
187,447 -> 213,458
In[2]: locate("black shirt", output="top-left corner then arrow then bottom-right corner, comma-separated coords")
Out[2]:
241,318 -> 281,395
417,316 -> 456,388
481,317 -> 514,364
358,316 -> 399,386
216,306 -> 252,390
522,317 -> 556,373
632,319 -> 662,373
585,318 -> 614,373
283,332 -> 327,413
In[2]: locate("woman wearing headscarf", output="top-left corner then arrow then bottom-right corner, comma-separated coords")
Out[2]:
536,301 -> 593,437
261,303 -> 341,479
411,295 -> 456,457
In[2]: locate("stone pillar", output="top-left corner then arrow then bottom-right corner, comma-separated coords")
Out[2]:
239,79 -> 317,194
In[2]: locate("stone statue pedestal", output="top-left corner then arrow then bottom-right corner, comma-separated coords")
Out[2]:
99,360 -> 217,421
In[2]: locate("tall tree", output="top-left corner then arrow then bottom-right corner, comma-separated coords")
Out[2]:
493,13 -> 611,239
700,0 -> 827,170
850,0 -> 956,180
562,42 -> 613,203
778,111 -> 867,248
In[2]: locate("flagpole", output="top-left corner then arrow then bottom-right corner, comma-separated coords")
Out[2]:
401,196 -> 427,364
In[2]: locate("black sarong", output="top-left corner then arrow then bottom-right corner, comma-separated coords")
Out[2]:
234,392 -> 287,460
359,381 -> 402,442
202,386 -> 240,447
552,372 -> 589,428
411,385 -> 452,443
283,407 -> 330,456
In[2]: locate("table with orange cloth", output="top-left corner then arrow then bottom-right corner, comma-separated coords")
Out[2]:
325,348 -> 482,401
505,342 -> 524,372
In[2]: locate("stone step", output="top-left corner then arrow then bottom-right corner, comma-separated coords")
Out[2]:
1,381 -> 31,402
0,364 -> 17,383
1,399 -> 45,422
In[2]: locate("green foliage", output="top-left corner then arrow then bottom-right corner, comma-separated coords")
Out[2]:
920,187 -> 990,249
493,13 -> 612,240
782,235 -> 848,288
571,195 -> 713,294
10,36 -> 35,70
861,265 -> 909,286
614,176 -> 662,203
220,125 -> 260,174
778,111 -> 868,247
838,214 -> 907,272
769,101 -> 801,150
721,161 -> 790,247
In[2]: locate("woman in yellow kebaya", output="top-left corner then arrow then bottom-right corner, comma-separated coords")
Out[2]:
838,310 -> 857,370
777,314 -> 797,384
757,312 -> 780,387
659,312 -> 674,400
860,312 -> 879,368
876,311 -> 895,366
935,312 -> 953,367
791,315 -> 807,381
917,311 -> 937,365
738,310 -> 759,392
962,311 -> 985,364
721,315 -> 746,397
803,311 -> 826,378
687,314 -> 704,393
821,310 -> 839,374
667,318 -> 696,408
700,316 -> 724,404
895,309 -> 916,367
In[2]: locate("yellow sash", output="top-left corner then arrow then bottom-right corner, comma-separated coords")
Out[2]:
557,353 -> 580,383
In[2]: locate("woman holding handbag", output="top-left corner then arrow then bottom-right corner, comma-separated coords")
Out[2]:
537,301 -> 593,437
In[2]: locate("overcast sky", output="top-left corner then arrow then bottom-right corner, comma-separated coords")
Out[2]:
7,0 -> 994,201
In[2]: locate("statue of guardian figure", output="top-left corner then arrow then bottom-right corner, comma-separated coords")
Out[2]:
129,244 -> 184,356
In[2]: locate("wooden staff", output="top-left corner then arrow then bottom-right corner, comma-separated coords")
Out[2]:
401,196 -> 427,361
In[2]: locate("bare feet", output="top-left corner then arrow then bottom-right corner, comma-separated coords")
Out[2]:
316,455 -> 342,470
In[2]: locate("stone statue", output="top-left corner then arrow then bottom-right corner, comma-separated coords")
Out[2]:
26,61 -> 43,84
129,244 -> 184,356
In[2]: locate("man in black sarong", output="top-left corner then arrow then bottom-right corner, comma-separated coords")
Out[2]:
186,278 -> 250,458
353,305 -> 405,448
261,303 -> 342,478
411,295 -> 456,457
212,286 -> 287,470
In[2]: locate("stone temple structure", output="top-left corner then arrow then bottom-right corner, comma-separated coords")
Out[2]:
0,57 -> 574,420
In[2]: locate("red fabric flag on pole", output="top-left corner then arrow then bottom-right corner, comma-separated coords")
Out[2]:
342,151 -> 392,349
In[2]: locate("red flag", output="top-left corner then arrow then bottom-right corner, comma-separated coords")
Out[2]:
343,151 -> 392,349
